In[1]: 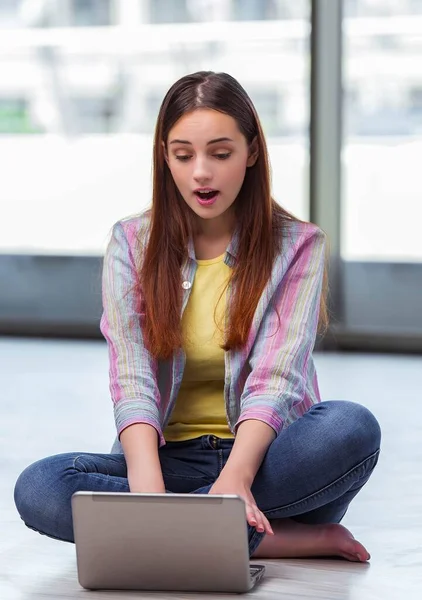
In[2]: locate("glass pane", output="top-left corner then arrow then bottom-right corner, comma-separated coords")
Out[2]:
0,0 -> 113,28
342,0 -> 422,262
0,0 -> 310,255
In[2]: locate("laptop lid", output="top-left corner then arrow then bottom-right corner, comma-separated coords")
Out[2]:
71,492 -> 264,593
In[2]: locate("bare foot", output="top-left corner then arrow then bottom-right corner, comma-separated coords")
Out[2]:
252,518 -> 370,562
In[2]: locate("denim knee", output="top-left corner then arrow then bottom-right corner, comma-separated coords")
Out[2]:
14,453 -> 75,542
15,459 -> 41,524
327,400 -> 381,459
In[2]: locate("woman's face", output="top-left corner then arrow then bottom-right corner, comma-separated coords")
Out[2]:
165,109 -> 257,229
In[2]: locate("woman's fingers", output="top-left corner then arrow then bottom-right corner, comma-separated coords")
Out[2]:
246,504 -> 274,535
246,509 -> 255,524
246,505 -> 258,527
255,510 -> 271,535
247,507 -> 260,530
254,509 -> 265,533
262,513 -> 274,535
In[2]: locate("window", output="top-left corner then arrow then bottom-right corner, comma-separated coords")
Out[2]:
342,0 -> 422,261
409,86 -> 422,120
0,0 -> 311,255
0,0 -> 20,28
72,0 -> 113,26
248,90 -> 281,135
149,0 -> 190,24
0,98 -> 41,134
71,96 -> 115,133
232,0 -> 276,21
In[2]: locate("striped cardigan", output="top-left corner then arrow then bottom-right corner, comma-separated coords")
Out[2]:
100,211 -> 326,451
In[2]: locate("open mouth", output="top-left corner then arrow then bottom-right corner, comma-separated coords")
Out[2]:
195,189 -> 219,201
194,189 -> 219,205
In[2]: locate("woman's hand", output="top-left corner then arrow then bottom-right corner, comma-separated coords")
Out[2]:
209,474 -> 274,536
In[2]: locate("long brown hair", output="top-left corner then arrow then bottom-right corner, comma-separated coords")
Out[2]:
139,71 -> 328,360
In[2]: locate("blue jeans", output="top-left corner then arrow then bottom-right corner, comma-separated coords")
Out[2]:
14,401 -> 381,556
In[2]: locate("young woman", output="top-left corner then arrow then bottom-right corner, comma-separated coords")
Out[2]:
14,71 -> 381,561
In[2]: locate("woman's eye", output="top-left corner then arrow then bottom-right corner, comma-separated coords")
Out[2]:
174,152 -> 231,162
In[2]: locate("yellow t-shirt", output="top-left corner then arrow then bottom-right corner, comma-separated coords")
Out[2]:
164,252 -> 235,442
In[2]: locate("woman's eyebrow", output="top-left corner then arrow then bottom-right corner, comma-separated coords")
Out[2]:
169,137 -> 234,145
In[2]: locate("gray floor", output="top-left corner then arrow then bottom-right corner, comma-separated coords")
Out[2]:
1,338 -> 421,599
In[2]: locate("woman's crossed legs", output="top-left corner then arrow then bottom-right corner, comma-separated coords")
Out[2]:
14,401 -> 380,559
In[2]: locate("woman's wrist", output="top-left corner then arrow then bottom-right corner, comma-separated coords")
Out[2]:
219,420 -> 276,487
128,469 -> 165,493
217,465 -> 254,488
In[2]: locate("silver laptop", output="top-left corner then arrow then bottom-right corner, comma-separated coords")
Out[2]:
71,491 -> 265,593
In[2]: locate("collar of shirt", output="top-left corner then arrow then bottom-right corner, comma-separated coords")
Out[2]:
186,226 -> 240,267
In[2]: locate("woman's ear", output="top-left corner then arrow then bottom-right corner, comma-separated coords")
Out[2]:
162,141 -> 169,164
246,137 -> 259,167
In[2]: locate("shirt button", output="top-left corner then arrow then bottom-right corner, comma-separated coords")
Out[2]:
182,281 -> 191,290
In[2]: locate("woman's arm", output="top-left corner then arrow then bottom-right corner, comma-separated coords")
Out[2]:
235,226 -> 327,436
100,221 -> 163,443
101,220 -> 166,490
120,423 -> 165,493
209,227 -> 326,533
219,419 -> 275,486
209,420 -> 275,535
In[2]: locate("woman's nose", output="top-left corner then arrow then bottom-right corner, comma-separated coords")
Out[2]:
193,157 -> 212,182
